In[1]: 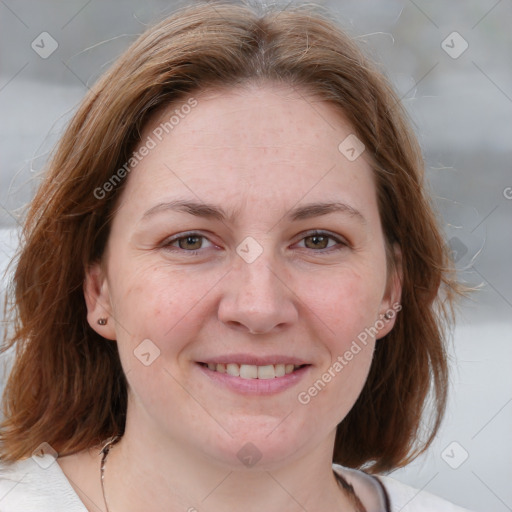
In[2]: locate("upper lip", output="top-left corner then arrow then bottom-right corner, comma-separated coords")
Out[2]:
197,354 -> 311,366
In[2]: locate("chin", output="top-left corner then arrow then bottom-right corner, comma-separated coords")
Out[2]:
197,421 -> 314,471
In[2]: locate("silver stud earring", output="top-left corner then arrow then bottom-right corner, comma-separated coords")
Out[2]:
97,318 -> 108,326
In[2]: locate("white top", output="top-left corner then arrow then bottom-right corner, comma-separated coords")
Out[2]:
0,455 -> 474,511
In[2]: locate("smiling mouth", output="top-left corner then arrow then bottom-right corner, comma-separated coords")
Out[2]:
198,362 -> 310,379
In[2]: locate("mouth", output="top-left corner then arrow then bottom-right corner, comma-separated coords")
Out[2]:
197,362 -> 310,380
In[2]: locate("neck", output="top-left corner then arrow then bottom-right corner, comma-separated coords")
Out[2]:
103,408 -> 355,512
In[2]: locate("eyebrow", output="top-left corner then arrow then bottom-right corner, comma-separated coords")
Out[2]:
141,199 -> 366,225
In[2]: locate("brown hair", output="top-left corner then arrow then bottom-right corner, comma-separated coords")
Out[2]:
0,0 -> 463,472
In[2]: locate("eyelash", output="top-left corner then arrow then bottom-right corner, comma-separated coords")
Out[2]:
160,230 -> 348,255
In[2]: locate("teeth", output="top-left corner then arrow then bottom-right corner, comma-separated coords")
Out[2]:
206,362 -> 304,379
226,363 -> 240,377
257,365 -> 275,379
275,364 -> 285,377
240,364 -> 258,379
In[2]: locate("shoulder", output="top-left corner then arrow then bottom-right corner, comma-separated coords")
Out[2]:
377,474 -> 473,512
0,455 -> 86,512
333,464 -> 474,512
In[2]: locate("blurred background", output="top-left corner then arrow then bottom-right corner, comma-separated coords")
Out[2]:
0,1 -> 511,510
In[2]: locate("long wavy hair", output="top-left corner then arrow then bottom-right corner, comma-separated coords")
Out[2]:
0,0 -> 463,473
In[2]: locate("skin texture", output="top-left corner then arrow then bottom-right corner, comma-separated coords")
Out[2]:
58,82 -> 401,512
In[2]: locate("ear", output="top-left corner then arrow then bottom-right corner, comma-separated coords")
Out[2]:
83,262 -> 117,340
376,243 -> 403,340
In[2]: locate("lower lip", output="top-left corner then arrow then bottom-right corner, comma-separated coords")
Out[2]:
195,363 -> 311,395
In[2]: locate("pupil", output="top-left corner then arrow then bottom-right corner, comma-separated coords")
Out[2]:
181,236 -> 201,249
308,235 -> 327,249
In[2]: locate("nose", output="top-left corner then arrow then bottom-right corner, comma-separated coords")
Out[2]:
217,251 -> 298,335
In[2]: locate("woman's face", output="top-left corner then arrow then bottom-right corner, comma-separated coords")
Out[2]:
85,82 -> 401,468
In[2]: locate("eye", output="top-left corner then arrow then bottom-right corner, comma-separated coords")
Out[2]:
296,230 -> 348,252
160,230 -> 348,255
161,232 -> 214,253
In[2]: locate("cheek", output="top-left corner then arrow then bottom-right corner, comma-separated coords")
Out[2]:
108,263 -> 220,363
108,267 -> 205,412
293,268 -> 382,411
303,266 -> 384,344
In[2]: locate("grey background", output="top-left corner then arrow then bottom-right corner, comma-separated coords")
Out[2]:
0,1 -> 511,511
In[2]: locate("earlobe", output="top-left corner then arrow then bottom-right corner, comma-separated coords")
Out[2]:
377,243 -> 403,339
386,242 -> 403,305
83,263 -> 117,340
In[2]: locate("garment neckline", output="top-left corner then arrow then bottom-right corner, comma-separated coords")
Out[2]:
2,456 -> 389,512
332,464 -> 390,512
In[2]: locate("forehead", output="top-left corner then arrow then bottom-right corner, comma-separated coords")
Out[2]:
143,82 -> 356,159
117,82 -> 378,224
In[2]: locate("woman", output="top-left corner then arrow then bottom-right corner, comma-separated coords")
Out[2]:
0,2 -> 472,511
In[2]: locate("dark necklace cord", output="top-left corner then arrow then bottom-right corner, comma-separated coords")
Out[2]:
334,470 -> 368,512
100,435 -> 121,512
